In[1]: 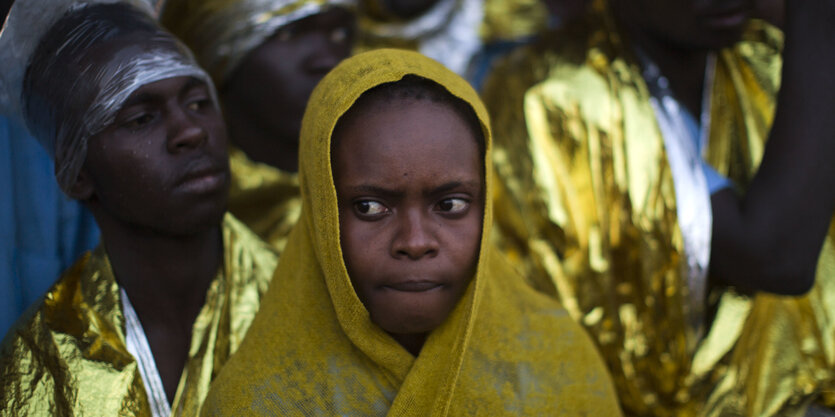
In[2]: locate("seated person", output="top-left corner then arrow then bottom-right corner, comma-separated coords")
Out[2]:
483,0 -> 835,415
161,0 -> 357,252
0,2 -> 277,415
200,49 -> 621,416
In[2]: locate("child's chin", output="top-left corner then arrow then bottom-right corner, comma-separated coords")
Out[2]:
365,287 -> 464,337
374,311 -> 445,336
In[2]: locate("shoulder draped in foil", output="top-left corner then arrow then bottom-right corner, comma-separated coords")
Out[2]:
483,1 -> 835,415
0,214 -> 277,416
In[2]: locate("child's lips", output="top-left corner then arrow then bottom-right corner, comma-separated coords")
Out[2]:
382,281 -> 443,292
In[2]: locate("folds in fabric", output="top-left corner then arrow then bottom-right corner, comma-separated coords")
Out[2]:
484,1 -> 835,414
0,214 -> 277,416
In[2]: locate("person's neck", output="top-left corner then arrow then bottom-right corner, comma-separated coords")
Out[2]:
97,218 -> 223,332
390,332 -> 428,357
224,104 -> 299,173
93,212 -> 224,401
614,7 -> 709,117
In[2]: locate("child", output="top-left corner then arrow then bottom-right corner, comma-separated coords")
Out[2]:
200,49 -> 620,416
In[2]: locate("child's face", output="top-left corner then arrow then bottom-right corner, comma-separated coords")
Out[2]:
333,98 -> 483,342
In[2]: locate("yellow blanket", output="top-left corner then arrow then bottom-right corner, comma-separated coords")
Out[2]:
201,48 -> 621,416
0,214 -> 277,416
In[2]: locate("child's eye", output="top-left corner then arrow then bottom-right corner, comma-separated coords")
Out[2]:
354,200 -> 389,218
436,198 -> 469,214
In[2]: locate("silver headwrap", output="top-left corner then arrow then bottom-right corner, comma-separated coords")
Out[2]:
161,0 -> 355,86
0,0 -> 214,194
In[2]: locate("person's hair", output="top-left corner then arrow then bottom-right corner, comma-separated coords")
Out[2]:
331,74 -> 486,158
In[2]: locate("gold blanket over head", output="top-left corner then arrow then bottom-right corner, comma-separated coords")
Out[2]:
0,214 -> 277,416
200,48 -> 621,416
484,1 -> 835,415
161,0 -> 352,87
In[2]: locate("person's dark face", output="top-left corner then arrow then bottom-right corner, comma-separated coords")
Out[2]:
81,75 -> 230,236
223,7 -> 355,144
333,99 -> 484,338
620,0 -> 755,49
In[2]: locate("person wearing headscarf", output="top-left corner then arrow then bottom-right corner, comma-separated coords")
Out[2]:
0,2 -> 277,416
199,48 -> 621,416
483,0 -> 835,415
161,0 -> 356,254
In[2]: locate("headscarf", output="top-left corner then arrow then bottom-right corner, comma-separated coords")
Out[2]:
0,0 -> 212,194
161,0 -> 354,87
200,48 -> 621,416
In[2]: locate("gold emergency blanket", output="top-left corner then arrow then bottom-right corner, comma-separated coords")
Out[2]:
0,214 -> 278,416
227,147 -> 301,252
483,1 -> 835,415
200,48 -> 621,416
161,0 -> 351,86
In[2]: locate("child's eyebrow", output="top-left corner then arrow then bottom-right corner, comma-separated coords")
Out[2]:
346,184 -> 403,198
344,180 -> 481,198
425,180 -> 480,197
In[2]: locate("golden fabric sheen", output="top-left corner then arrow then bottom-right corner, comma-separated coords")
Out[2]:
227,147 -> 301,253
0,214 -> 277,416
201,48 -> 621,416
481,1 -> 835,414
479,0 -> 547,42
161,0 -> 350,86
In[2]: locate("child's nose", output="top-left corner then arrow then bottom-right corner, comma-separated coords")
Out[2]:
391,210 -> 439,260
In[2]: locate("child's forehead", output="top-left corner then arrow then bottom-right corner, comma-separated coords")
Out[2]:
332,99 -> 483,181
334,97 -> 468,147
334,93 -> 485,160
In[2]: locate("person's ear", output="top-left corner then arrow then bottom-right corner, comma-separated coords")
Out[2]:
67,167 -> 94,201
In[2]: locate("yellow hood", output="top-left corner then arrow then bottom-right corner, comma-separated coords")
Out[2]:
201,48 -> 620,416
